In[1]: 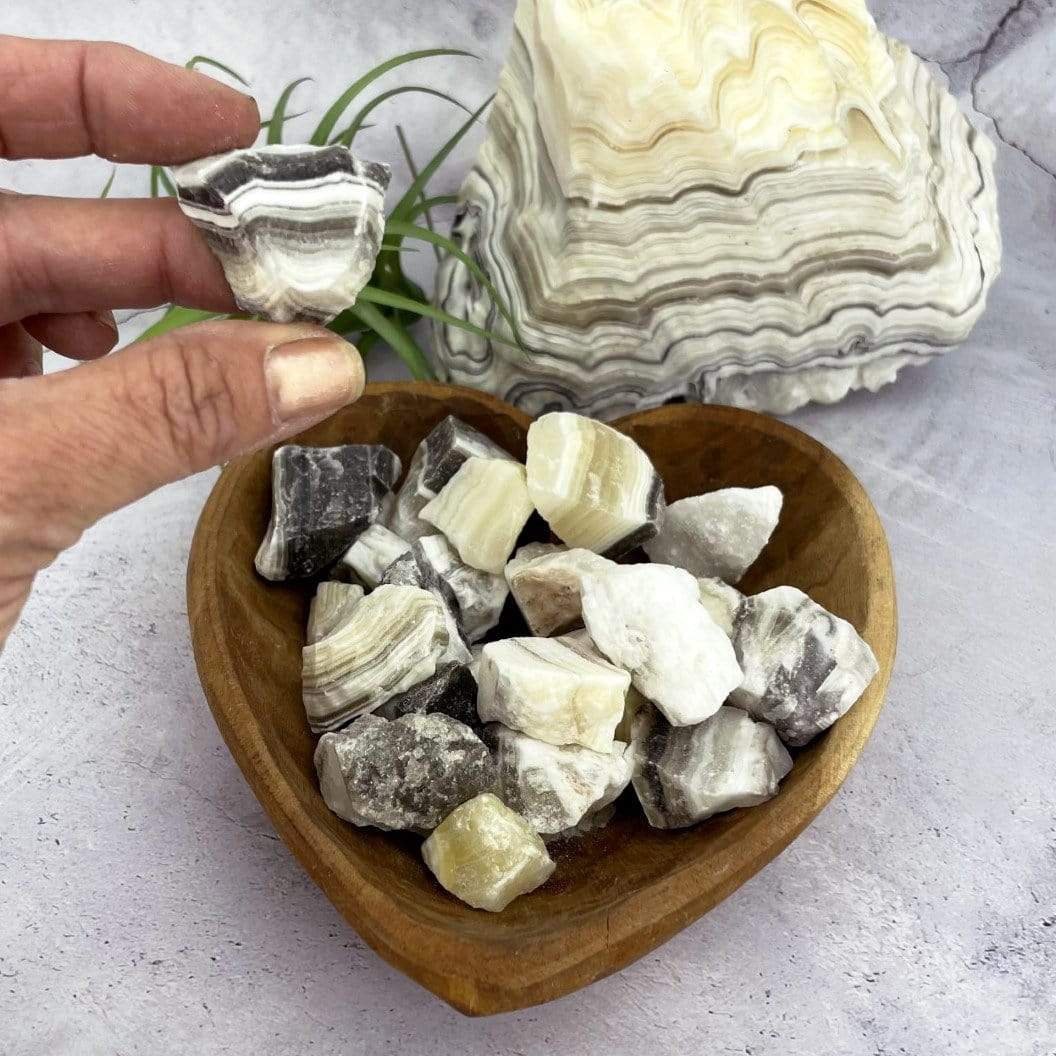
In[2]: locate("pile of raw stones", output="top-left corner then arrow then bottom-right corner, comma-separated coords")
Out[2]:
255,413 -> 879,912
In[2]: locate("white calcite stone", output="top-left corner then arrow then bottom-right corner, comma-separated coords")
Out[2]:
301,585 -> 451,732
644,487 -> 783,583
422,793 -> 555,912
476,635 -> 629,753
174,145 -> 390,324
630,704 -> 793,829
421,457 -> 535,575
485,724 -> 633,836
337,523 -> 411,588
306,581 -> 364,645
314,712 -> 494,834
415,535 -> 509,643
731,586 -> 879,747
505,543 -> 616,637
388,415 -> 516,542
581,564 -> 743,727
696,577 -> 746,638
526,413 -> 664,557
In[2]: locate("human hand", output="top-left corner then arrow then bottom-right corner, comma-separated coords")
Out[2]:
0,36 -> 365,650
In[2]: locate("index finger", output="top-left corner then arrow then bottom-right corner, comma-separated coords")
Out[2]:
0,35 -> 259,163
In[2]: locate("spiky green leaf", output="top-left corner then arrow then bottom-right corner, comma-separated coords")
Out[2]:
349,300 -> 434,379
99,168 -> 117,199
184,56 -> 250,87
267,77 -> 312,145
309,48 -> 475,146
384,220 -> 519,345
332,86 -> 470,147
389,97 -> 492,225
356,285 -> 517,350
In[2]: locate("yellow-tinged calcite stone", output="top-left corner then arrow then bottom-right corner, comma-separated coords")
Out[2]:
421,457 -> 535,575
526,413 -> 664,557
421,793 -> 555,912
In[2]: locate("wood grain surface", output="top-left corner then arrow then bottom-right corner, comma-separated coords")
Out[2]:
187,382 -> 897,1016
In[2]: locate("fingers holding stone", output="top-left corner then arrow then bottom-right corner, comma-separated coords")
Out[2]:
0,320 -> 364,533
0,196 -> 237,325
21,310 -> 119,361
0,35 -> 259,163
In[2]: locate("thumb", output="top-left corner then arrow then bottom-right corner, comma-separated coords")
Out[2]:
0,319 -> 364,554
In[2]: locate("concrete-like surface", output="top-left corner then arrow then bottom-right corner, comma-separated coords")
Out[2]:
1,2 -> 1054,1053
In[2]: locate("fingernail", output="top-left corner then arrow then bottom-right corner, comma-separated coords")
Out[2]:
90,310 -> 119,337
265,336 -> 364,424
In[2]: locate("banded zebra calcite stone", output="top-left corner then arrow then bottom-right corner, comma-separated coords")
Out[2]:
421,457 -> 534,575
476,635 -> 629,753
413,535 -> 509,643
422,793 -> 555,911
696,578 -> 745,639
376,662 -> 481,731
173,144 -> 390,324
314,712 -> 494,834
432,0 -> 1001,418
486,724 -> 633,836
337,523 -> 411,588
525,413 -> 664,557
505,543 -> 616,637
644,487 -> 783,584
731,586 -> 878,746
255,443 -> 400,582
306,581 -> 364,645
378,548 -> 473,666
631,704 -> 793,829
387,416 -> 516,542
301,584 -> 450,732
581,564 -> 743,727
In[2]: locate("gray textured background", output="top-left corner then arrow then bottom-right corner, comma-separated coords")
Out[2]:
1,2 -> 1054,1054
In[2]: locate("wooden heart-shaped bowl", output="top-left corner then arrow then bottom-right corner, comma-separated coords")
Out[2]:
188,382 -> 896,1016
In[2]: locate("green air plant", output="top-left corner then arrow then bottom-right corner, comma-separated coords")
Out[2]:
121,50 -> 519,380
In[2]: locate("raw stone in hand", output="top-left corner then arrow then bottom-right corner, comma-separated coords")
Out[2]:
526,412 -> 664,557
255,444 -> 401,581
421,457 -> 535,575
306,581 -> 364,645
581,564 -> 743,727
485,724 -> 633,836
301,584 -> 450,732
731,586 -> 879,747
337,523 -> 410,588
388,415 -> 516,542
630,704 -> 792,829
173,145 -> 390,324
476,635 -> 629,753
505,543 -> 616,637
314,712 -> 494,834
643,486 -> 783,583
376,663 -> 481,731
422,793 -> 555,912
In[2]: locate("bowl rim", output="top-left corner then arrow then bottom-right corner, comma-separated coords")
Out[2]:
187,381 -> 897,1016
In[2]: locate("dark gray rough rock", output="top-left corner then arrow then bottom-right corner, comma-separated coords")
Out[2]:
255,443 -> 401,581
313,712 -> 495,834
375,663 -> 481,730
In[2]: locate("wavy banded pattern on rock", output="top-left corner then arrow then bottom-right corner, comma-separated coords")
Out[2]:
432,0 -> 1001,418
